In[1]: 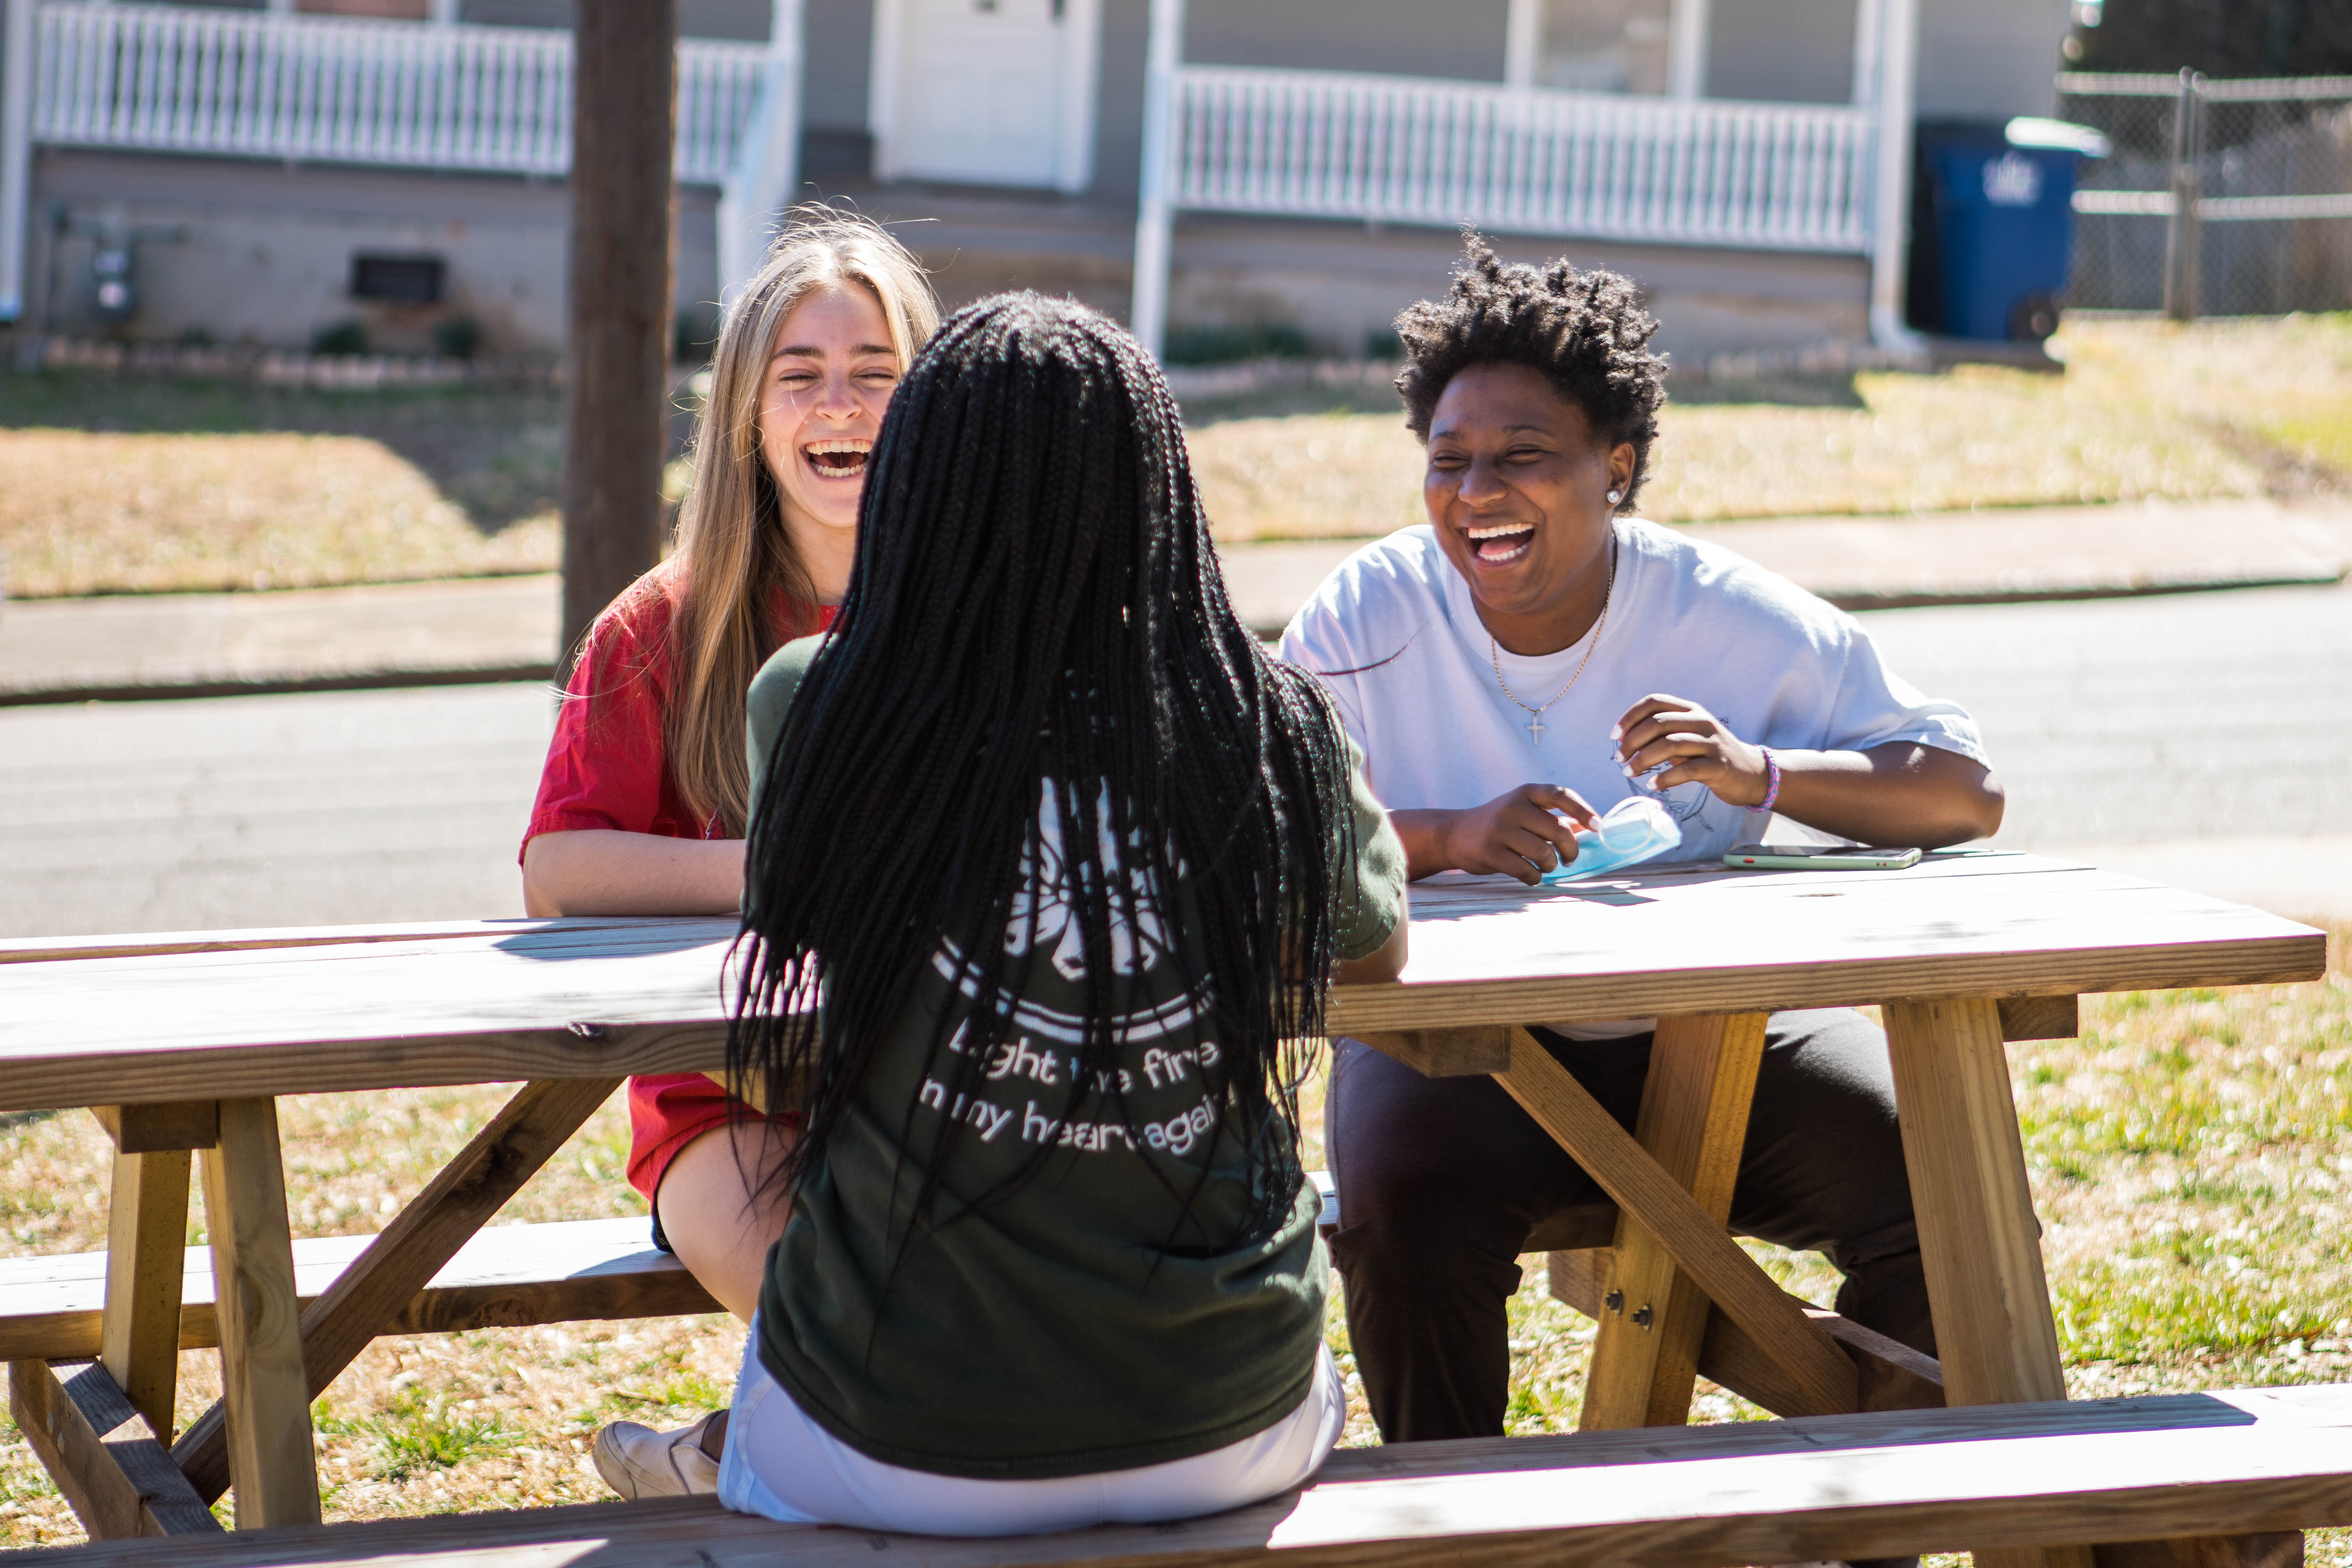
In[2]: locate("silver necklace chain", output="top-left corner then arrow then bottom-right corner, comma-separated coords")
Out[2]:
1488,547 -> 1615,746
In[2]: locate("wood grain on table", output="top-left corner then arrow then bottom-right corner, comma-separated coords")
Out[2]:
0,857 -> 2322,1113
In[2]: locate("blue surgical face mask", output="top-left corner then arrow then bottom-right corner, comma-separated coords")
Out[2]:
1541,794 -> 1682,883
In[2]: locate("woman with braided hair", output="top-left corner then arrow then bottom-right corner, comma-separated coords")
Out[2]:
708,293 -> 1407,1533
1280,236 -> 2004,1450
516,208 -> 940,1497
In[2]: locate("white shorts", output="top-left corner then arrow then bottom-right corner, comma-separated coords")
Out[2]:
716,1315 -> 1347,1536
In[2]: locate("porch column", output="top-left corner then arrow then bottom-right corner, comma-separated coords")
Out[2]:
1504,0 -> 1539,91
1129,0 -> 1185,360
1666,0 -> 1710,100
0,0 -> 33,323
718,0 -> 806,303
1866,0 -> 1922,349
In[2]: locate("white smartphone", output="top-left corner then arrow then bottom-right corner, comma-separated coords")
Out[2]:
1723,844 -> 1924,871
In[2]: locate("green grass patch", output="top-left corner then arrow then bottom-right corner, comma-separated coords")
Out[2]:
319,1387 -> 523,1483
2254,395 -> 2352,475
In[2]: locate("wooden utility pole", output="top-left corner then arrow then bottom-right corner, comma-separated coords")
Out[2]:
561,0 -> 679,665
2161,68 -> 2205,324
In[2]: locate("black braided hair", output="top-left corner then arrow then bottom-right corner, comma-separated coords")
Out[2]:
1394,232 -> 1670,510
729,292 -> 1356,1251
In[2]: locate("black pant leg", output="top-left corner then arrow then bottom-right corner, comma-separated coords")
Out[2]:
1324,1031 -> 1649,1442
1329,1010 -> 1934,1444
1727,1009 -> 1937,1357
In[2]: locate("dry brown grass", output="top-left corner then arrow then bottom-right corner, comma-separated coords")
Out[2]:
0,431 -> 558,598
7,316 -> 2350,597
1189,314 -> 2352,540
5,931 -> 2349,1554
0,374 -> 568,600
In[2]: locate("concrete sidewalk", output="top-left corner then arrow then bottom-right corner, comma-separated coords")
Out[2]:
5,497 -> 2348,704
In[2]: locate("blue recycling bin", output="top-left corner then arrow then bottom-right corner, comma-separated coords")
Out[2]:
1911,121 -> 2099,341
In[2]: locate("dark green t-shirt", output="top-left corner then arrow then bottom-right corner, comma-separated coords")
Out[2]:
741,633 -> 1405,1480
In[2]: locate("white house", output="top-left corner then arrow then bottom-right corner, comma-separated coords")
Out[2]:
0,0 -> 2071,362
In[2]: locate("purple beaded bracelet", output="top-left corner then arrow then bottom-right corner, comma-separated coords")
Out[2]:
1756,746 -> 1782,814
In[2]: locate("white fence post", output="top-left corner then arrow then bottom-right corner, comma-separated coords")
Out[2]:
1503,0 -> 1538,93
1129,0 -> 1184,360
0,0 -> 33,322
718,0 -> 803,304
1666,0 -> 1709,101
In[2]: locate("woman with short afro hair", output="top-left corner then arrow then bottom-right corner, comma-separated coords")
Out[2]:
1280,236 -> 2004,1449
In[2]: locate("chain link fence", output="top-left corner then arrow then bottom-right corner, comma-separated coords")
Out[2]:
2057,71 -> 2352,316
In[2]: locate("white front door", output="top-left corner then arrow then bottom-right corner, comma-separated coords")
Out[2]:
872,0 -> 1101,193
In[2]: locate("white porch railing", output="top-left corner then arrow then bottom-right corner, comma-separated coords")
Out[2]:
27,1 -> 768,185
1169,66 -> 1877,254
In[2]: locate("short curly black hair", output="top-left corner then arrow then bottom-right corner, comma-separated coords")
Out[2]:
1394,233 -> 1669,513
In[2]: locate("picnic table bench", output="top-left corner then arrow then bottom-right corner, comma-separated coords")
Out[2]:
0,851 -> 2327,1566
10,1385 -> 2348,1568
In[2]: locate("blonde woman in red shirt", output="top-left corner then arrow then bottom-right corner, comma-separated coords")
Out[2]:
518,207 -> 939,1497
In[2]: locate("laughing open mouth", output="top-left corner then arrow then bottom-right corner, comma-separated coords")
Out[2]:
804,439 -> 872,478
1465,521 -> 1534,563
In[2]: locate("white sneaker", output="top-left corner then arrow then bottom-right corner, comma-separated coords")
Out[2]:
592,1411 -> 724,1499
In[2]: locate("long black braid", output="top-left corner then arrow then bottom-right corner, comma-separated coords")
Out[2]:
729,292 -> 1356,1252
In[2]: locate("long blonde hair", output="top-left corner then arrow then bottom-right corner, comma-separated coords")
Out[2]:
627,207 -> 939,835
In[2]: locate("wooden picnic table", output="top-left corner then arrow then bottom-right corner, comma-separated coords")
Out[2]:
0,850 -> 2325,1565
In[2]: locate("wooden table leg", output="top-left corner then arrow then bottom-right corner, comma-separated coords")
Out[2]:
1890,999 -> 2291,1568
174,1078 -> 625,1505
6,1104 -> 225,1540
1883,997 -> 2089,1568
1580,1012 -> 1767,1429
90,1105 -> 224,1441
196,1097 -> 318,1529
99,1141 -> 201,1443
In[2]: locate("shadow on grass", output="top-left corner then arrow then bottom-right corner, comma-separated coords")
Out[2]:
1663,369 -> 1872,409
1177,379 -> 1410,428
1176,366 -> 1873,428
0,369 -> 705,540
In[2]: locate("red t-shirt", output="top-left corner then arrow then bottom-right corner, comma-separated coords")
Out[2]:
523,578 -> 834,1201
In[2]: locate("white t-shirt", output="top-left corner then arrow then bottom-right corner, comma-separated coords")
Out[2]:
1277,519 -> 1989,1037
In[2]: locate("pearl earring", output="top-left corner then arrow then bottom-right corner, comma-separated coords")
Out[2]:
1606,488 -> 1624,505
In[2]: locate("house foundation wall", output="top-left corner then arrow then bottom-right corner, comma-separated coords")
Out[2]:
23,150 -> 720,355
1161,216 -> 1872,366
21,153 -> 1867,366
808,183 -> 1871,365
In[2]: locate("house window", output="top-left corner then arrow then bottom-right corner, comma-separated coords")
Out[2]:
1538,0 -> 1672,95
351,255 -> 446,304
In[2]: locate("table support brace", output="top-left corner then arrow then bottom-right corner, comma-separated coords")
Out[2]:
7,1358 -> 221,1539
1550,1247 -> 1946,1415
173,1078 -> 625,1509
1579,1012 -> 1769,1429
1493,1027 -> 1857,1418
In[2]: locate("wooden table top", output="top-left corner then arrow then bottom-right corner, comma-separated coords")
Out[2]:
0,854 -> 2321,1114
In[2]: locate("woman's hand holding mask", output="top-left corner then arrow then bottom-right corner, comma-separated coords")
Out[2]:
1393,783 -> 1599,887
1612,693 -> 1771,806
